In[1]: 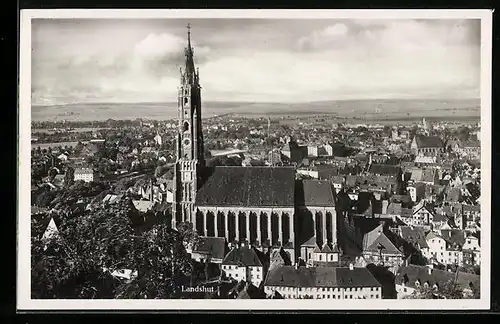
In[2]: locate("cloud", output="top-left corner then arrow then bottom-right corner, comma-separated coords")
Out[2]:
30,19 -> 480,105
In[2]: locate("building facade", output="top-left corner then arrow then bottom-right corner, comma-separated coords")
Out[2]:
74,167 -> 95,183
264,265 -> 383,299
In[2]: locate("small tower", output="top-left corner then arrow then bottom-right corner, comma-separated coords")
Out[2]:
172,24 -> 205,230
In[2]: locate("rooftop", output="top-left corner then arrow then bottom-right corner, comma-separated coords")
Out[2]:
196,166 -> 295,208
265,265 -> 382,288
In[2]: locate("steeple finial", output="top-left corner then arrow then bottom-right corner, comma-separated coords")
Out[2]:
183,23 -> 196,84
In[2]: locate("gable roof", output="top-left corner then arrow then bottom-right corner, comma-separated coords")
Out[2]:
300,235 -> 317,248
363,225 -> 402,255
295,180 -> 336,207
222,246 -> 262,267
264,266 -> 382,288
321,243 -> 333,253
413,201 -> 435,217
196,166 -> 295,207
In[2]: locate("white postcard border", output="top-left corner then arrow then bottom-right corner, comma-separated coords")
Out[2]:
18,9 -> 493,310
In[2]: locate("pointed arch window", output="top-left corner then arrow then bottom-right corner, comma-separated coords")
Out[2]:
183,122 -> 190,132
184,97 -> 189,106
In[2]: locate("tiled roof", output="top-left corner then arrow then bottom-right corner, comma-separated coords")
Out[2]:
410,168 -> 436,183
301,235 -> 317,247
413,135 -> 444,148
395,265 -> 480,291
196,166 -> 295,207
222,246 -> 263,267
193,236 -> 226,260
264,266 -> 382,288
400,226 -> 429,249
367,164 -> 401,177
295,180 -> 336,207
363,225 -> 402,255
440,229 -> 466,247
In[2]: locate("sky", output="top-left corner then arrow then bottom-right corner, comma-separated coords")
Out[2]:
31,18 -> 481,105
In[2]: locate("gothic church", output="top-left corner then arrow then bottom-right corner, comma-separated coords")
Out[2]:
172,26 -> 341,257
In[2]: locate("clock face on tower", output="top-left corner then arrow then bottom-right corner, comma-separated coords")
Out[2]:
183,138 -> 191,146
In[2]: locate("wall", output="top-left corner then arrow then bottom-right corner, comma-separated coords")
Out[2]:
247,266 -> 264,287
265,285 -> 382,299
426,237 -> 447,264
222,264 -> 246,281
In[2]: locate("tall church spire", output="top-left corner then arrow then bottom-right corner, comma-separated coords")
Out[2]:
184,23 -> 197,85
172,22 -> 204,230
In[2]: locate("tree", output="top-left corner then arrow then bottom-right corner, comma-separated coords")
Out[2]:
154,165 -> 167,178
35,189 -> 58,208
47,168 -> 58,181
31,197 -> 200,299
64,167 -> 75,187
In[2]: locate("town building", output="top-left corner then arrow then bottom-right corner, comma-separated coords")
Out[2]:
395,265 -> 479,299
221,244 -> 264,287
410,135 -> 444,156
361,224 -> 404,269
74,167 -> 95,183
264,264 -> 383,299
190,236 -> 227,264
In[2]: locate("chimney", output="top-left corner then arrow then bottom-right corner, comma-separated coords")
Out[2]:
349,263 -> 354,270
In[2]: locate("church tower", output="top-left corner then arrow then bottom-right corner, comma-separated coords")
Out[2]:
172,24 -> 205,230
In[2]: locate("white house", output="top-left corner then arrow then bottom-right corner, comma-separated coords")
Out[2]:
74,167 -> 95,183
406,182 -> 425,203
57,153 -> 69,161
221,244 -> 264,287
462,234 -> 480,252
407,201 -> 435,228
426,231 -> 463,266
264,264 -> 383,299
425,232 -> 447,264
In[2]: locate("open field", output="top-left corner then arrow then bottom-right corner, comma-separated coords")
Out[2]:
31,141 -> 80,150
31,98 -> 480,122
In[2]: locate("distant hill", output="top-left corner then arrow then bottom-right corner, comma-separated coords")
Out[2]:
31,98 -> 480,122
